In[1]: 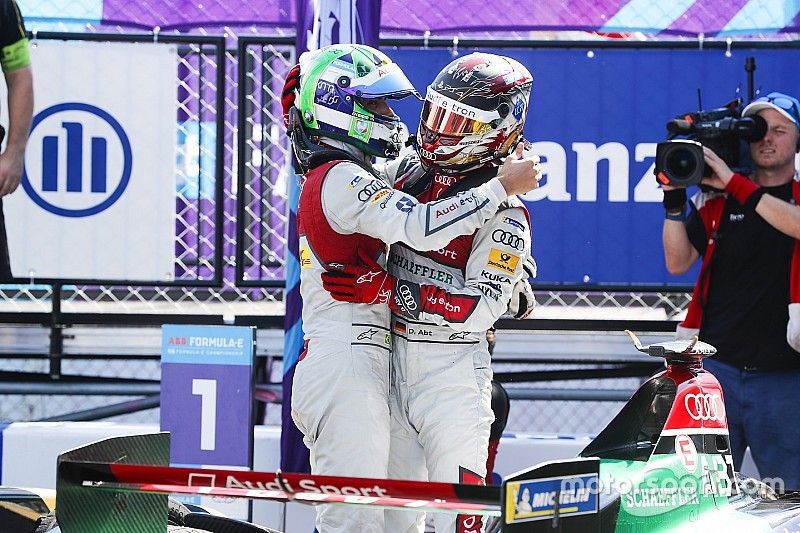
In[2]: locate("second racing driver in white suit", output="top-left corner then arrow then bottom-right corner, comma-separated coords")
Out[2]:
322,53 -> 538,533
285,45 -> 541,533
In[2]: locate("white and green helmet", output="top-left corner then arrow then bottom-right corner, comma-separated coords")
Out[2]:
296,44 -> 419,158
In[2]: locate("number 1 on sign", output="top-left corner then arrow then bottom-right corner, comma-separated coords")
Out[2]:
192,378 -> 217,451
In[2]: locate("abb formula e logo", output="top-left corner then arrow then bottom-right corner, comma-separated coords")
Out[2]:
684,393 -> 725,422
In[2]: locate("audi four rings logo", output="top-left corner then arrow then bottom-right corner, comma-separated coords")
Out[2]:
684,393 -> 725,422
357,182 -> 386,202
398,284 -> 417,310
492,229 -> 524,251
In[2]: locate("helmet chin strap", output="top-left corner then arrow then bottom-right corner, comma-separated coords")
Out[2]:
422,138 -> 523,176
320,138 -> 369,162
288,107 -> 370,172
413,130 -> 524,176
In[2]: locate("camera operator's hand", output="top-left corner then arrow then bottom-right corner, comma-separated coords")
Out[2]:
701,146 -> 734,190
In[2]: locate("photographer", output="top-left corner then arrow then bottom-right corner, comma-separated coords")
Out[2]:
662,92 -> 800,489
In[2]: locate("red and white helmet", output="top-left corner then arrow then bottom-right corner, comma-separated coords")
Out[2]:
417,53 -> 533,172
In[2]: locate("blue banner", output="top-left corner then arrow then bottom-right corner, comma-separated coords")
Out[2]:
387,47 -> 800,286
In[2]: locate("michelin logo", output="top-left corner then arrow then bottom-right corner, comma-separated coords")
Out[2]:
506,474 -> 598,524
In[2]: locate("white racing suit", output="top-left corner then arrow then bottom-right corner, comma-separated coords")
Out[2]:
384,170 -> 532,533
291,156 -> 510,533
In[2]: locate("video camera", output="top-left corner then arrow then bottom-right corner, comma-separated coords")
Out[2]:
653,99 -> 767,188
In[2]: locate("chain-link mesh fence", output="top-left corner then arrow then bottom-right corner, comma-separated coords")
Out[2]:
21,0 -> 800,40
236,40 -> 295,286
2,33 -> 294,315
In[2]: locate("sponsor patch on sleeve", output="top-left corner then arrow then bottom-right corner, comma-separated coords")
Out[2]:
505,474 -> 598,524
299,245 -> 313,269
371,188 -> 392,204
487,248 -> 520,274
503,216 -> 527,231
396,197 -> 415,213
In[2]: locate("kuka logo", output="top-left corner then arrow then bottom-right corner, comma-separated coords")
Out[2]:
22,102 -> 132,217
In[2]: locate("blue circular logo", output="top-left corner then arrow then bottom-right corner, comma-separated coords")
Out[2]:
22,102 -> 132,217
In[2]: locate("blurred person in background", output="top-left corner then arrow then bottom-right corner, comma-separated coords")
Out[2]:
662,91 -> 800,489
0,0 -> 33,282
485,328 -> 511,487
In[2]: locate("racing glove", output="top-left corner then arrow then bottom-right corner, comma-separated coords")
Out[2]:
321,261 -> 396,306
280,63 -> 301,128
321,250 -> 427,319
507,255 -> 537,319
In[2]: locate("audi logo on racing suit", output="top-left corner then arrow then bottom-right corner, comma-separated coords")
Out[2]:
684,393 -> 725,422
357,182 -> 389,202
398,283 -> 417,311
491,229 -> 524,251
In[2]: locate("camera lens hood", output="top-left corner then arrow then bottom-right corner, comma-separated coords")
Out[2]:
654,140 -> 706,188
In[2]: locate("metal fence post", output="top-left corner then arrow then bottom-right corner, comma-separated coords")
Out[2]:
49,282 -> 63,379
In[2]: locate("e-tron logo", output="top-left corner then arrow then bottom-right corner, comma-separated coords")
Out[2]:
684,393 -> 725,422
22,102 -> 132,217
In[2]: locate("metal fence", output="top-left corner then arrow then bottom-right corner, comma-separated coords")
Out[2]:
1,31 -> 294,314
235,36 -> 295,287
20,0 -> 800,40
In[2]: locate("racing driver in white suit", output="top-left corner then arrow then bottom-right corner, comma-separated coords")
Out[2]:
322,52 -> 537,533
283,45 -> 541,533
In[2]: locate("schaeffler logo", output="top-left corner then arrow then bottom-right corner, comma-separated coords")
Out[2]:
684,393 -> 725,422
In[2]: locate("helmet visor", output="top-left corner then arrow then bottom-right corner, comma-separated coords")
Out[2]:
421,99 -> 493,136
344,62 -> 421,100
